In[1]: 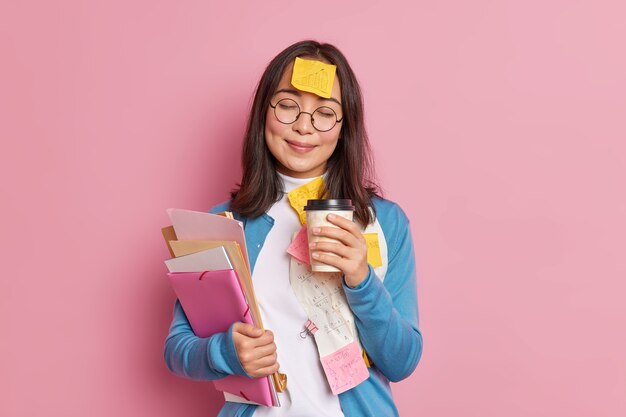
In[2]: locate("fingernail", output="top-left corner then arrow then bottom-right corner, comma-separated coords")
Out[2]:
327,213 -> 335,220
309,242 -> 317,248
312,252 -> 320,259
313,227 -> 320,234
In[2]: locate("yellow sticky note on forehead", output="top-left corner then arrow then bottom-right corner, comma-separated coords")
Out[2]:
287,176 -> 325,225
291,57 -> 337,98
363,233 -> 383,268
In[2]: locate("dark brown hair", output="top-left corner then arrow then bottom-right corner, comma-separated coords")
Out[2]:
230,40 -> 381,226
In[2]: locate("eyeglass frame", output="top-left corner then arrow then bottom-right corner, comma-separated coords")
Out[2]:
268,98 -> 344,132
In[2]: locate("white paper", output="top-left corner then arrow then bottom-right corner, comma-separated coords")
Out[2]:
289,257 -> 358,356
164,246 -> 233,272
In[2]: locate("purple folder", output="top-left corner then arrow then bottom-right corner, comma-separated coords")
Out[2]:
167,269 -> 275,406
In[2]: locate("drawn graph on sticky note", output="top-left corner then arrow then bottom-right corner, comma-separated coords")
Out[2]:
294,69 -> 329,91
291,57 -> 337,98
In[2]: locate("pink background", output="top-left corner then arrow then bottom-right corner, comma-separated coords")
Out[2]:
1,1 -> 625,416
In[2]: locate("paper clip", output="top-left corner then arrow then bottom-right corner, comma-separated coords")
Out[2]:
299,319 -> 318,339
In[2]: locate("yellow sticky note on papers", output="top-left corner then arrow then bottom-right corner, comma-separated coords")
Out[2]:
363,233 -> 382,268
287,176 -> 325,225
291,57 -> 337,98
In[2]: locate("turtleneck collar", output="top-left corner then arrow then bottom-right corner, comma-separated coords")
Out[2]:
277,171 -> 327,193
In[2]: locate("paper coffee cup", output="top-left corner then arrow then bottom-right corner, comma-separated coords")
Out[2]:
304,199 -> 355,272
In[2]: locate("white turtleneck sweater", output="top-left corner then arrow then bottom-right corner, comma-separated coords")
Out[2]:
252,172 -> 344,417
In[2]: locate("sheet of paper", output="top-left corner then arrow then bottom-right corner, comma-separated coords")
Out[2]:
363,233 -> 383,268
167,208 -> 249,268
286,225 -> 310,265
287,176 -> 325,225
223,392 -> 261,406
161,225 -> 177,257
170,239 -> 236,258
291,57 -> 337,98
320,340 -> 370,395
164,246 -> 233,272
289,258 -> 357,356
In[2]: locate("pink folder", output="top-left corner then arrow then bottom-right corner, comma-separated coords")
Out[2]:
167,270 -> 275,406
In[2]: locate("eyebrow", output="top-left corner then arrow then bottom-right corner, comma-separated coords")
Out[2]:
273,88 -> 342,106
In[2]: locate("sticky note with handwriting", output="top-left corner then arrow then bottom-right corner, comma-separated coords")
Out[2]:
363,233 -> 382,268
287,176 -> 325,225
320,340 -> 370,394
287,225 -> 311,265
291,57 -> 337,98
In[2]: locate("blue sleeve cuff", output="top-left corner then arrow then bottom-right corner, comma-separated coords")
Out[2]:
221,323 -> 251,378
343,264 -> 376,294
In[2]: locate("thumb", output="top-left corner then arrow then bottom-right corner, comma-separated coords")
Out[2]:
233,322 -> 264,338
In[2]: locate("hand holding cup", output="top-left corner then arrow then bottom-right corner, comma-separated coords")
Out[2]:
305,199 -> 369,287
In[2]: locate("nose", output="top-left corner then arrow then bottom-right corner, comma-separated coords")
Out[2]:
292,111 -> 315,135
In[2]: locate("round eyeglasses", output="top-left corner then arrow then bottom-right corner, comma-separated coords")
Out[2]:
269,98 -> 343,132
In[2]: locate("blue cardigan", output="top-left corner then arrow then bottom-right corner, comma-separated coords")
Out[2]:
164,196 -> 423,416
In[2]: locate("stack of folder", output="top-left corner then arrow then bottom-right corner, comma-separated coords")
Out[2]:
162,208 -> 283,407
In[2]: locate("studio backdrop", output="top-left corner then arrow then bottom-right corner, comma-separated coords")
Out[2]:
1,1 -> 625,416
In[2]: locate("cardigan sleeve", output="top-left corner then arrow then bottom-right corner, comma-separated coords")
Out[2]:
163,300 -> 250,380
343,202 -> 423,382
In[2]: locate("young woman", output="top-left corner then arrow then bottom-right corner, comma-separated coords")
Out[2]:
164,40 -> 423,417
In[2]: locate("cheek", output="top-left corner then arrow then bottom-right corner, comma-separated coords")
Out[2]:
264,113 -> 285,159
319,131 -> 340,148
265,110 -> 286,138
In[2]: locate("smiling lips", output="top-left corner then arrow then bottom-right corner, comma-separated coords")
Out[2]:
285,139 -> 316,153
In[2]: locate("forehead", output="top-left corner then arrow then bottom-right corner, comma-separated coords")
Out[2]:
276,60 -> 342,101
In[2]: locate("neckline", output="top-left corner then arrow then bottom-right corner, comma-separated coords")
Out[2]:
277,171 -> 326,193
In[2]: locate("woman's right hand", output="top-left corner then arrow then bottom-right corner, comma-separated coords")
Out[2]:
232,322 -> 279,378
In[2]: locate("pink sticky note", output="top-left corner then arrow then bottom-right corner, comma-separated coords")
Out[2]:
287,225 -> 310,265
320,341 -> 370,395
